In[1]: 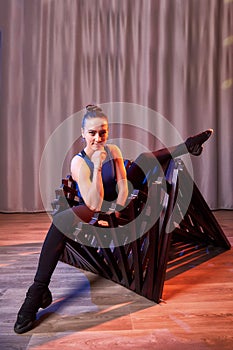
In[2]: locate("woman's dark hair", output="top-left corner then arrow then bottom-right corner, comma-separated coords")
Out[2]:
82,104 -> 108,128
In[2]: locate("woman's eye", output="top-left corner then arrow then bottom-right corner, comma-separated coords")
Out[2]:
88,130 -> 107,137
99,130 -> 107,137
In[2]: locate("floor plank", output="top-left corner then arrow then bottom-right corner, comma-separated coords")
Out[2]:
0,211 -> 232,349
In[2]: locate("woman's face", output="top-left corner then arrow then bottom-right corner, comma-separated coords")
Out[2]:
82,117 -> 109,152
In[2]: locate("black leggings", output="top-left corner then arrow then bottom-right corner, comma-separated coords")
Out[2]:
34,149 -> 175,286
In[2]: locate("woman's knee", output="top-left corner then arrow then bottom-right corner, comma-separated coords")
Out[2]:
52,208 -> 76,233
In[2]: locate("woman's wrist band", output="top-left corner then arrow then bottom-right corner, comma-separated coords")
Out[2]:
109,203 -> 124,212
116,204 -> 124,212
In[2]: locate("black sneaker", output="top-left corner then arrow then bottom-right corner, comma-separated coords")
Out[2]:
185,129 -> 213,156
14,286 -> 52,334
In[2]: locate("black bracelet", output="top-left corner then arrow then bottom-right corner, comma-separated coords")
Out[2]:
109,203 -> 124,212
116,204 -> 124,212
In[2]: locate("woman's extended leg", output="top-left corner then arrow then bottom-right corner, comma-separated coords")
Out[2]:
14,205 -> 94,334
127,129 -> 213,191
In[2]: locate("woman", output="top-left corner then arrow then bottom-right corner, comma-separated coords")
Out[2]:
14,105 -> 213,334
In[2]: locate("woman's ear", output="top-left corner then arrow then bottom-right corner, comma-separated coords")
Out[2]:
81,128 -> 85,138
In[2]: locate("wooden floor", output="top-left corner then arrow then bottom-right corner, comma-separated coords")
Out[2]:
0,210 -> 232,350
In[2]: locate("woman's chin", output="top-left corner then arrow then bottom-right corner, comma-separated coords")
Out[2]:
93,144 -> 104,149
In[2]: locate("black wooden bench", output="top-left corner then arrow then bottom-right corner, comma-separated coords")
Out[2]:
51,158 -> 231,303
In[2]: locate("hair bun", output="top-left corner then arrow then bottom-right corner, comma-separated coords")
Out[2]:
86,104 -> 102,112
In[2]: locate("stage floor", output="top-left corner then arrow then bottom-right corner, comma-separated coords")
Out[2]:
0,211 -> 232,350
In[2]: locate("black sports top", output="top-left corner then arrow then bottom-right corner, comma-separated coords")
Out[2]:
75,145 -> 118,209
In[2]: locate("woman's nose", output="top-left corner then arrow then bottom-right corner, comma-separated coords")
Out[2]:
94,132 -> 101,141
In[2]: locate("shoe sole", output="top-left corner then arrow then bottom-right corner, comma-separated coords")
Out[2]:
14,291 -> 52,334
14,319 -> 35,334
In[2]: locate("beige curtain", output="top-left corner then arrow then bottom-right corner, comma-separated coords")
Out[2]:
0,0 -> 232,212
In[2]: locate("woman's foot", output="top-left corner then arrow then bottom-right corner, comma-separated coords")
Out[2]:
14,284 -> 52,334
185,129 -> 213,156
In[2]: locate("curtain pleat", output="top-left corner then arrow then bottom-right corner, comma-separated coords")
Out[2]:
0,0 -> 232,212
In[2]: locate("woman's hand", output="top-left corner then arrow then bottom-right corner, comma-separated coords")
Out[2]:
91,149 -> 107,169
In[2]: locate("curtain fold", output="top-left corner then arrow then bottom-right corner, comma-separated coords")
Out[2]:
0,0 -> 232,212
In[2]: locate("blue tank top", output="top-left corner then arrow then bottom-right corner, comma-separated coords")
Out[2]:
75,145 -> 118,209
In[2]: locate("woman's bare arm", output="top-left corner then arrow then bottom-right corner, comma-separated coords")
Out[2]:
70,153 -> 105,211
108,144 -> 128,207
71,145 -> 128,212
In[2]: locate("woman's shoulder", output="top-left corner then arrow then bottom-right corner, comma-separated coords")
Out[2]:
106,143 -> 122,157
71,152 -> 86,166
70,151 -> 90,179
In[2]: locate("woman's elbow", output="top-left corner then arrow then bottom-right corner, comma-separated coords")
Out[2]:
85,198 -> 103,212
